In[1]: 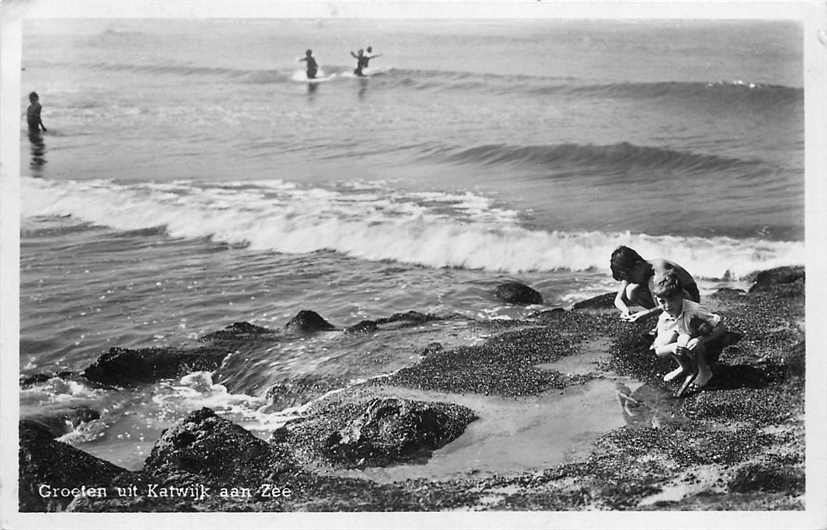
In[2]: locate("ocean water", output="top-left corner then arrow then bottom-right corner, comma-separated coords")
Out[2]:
19,19 -> 803,471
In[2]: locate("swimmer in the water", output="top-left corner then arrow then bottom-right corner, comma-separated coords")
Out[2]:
350,49 -> 369,76
298,49 -> 318,79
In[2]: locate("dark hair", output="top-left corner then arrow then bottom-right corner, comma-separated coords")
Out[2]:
305,49 -> 312,55
29,91 -> 39,102
610,246 -> 647,281
652,270 -> 683,298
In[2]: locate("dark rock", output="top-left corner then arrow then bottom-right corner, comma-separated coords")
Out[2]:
345,311 -> 443,335
82,346 -> 230,387
199,321 -> 276,343
323,398 -> 477,467
274,397 -> 477,468
144,408 -> 294,487
285,310 -> 337,333
19,420 -> 131,512
495,282 -> 543,305
421,342 -> 444,356
728,463 -> 804,494
383,311 -> 441,325
345,320 -> 379,334
23,406 -> 101,438
747,266 -> 804,294
572,292 -> 616,311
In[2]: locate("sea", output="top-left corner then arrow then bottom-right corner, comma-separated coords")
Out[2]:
18,19 -> 804,474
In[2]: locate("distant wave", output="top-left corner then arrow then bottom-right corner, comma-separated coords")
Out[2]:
78,61 -> 802,106
531,80 -> 802,106
22,177 -> 803,279
86,62 -> 292,83
369,69 -> 802,108
420,141 -> 766,175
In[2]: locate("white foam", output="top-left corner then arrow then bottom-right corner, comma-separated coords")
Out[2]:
22,177 -> 804,279
290,69 -> 335,83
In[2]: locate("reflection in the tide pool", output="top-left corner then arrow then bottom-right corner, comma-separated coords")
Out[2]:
28,131 -> 47,178
615,382 -> 688,428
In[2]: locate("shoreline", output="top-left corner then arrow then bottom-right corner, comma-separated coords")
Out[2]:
18,266 -> 805,511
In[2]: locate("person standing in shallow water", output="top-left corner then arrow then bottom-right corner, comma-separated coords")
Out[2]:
350,49 -> 369,76
26,91 -> 47,134
299,49 -> 318,79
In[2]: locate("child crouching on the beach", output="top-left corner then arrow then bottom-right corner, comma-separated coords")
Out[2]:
650,271 -> 725,396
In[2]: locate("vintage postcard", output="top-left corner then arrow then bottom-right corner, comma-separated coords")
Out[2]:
2,0 -> 825,528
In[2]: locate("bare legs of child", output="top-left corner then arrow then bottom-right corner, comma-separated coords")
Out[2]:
673,336 -> 713,397
661,334 -> 692,382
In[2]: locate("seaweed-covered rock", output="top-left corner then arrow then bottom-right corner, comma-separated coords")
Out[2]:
747,266 -> 804,294
274,397 -> 477,468
19,420 -> 131,512
285,310 -> 337,333
345,320 -> 380,334
82,346 -> 230,386
199,321 -> 276,343
728,463 -> 805,494
495,282 -> 543,305
144,408 -> 294,486
345,311 -> 443,334
23,406 -> 101,438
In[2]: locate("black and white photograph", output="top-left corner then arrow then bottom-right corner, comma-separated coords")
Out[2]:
2,0 -> 825,527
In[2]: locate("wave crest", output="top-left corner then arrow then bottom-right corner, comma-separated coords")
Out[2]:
22,177 -> 803,279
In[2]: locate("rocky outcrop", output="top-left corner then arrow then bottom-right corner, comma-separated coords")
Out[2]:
747,266 -> 804,294
285,310 -> 337,333
199,321 -> 276,343
144,408 -> 294,487
19,420 -> 132,512
345,311 -> 444,334
272,397 -> 477,468
82,346 -> 230,386
495,282 -> 543,305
